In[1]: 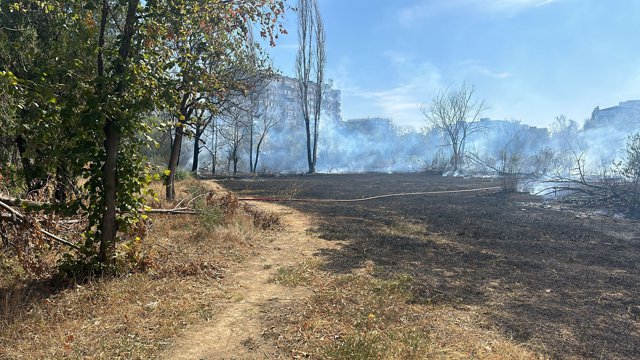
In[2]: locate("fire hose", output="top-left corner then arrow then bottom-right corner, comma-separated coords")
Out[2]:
237,186 -> 503,203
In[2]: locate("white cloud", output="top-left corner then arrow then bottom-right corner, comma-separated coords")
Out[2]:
358,62 -> 443,128
457,60 -> 512,79
399,0 -> 559,24
476,0 -> 558,12
383,50 -> 412,65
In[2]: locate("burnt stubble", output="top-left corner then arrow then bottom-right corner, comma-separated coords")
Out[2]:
220,173 -> 640,359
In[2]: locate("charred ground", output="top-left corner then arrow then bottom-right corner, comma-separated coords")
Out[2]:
220,173 -> 640,359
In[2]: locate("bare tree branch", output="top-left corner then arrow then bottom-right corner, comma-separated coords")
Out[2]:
421,82 -> 487,172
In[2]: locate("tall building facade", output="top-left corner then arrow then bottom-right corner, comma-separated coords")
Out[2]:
261,75 -> 342,126
253,75 -> 342,172
586,100 -> 640,131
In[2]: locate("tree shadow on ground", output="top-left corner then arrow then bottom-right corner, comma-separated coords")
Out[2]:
0,277 -> 73,327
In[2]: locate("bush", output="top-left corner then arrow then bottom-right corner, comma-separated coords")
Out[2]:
617,133 -> 640,216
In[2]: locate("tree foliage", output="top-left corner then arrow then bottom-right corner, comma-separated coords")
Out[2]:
0,0 -> 287,274
162,1 -> 282,199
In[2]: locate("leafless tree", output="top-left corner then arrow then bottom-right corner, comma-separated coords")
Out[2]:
190,108 -> 216,174
248,92 -> 279,174
219,105 -> 249,175
194,115 -> 224,175
246,74 -> 279,173
296,0 -> 326,174
421,82 -> 487,172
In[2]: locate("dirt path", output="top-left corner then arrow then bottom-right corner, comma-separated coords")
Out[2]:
162,199 -> 334,359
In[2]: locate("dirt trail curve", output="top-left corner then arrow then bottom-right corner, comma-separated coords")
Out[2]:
162,195 -> 334,359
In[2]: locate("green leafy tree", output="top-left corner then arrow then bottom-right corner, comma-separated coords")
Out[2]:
163,1 -> 283,200
0,1 -> 96,199
1,0 -> 287,272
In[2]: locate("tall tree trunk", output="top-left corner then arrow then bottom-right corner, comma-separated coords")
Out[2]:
54,165 -> 67,203
15,135 -> 45,193
99,119 -> 120,264
211,125 -> 217,175
232,145 -> 239,175
312,117 -> 318,172
166,123 -> 184,200
253,133 -> 265,173
191,124 -> 203,173
305,119 -> 314,173
248,120 -> 254,173
166,94 -> 191,201
98,0 -> 138,266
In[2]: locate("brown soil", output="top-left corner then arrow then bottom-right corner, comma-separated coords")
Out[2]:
162,193 -> 338,359
220,173 -> 640,360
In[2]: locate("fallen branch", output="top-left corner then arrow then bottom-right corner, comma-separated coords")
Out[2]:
1,194 -> 199,215
0,194 -> 45,208
0,199 -> 80,250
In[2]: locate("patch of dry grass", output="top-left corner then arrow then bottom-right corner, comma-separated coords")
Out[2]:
270,259 -> 323,287
0,274 -> 224,359
264,260 -> 545,359
0,179 -> 277,359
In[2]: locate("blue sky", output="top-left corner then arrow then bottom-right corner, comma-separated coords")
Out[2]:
268,0 -> 640,129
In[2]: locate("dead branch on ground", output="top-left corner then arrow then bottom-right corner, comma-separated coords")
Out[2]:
0,199 -> 80,250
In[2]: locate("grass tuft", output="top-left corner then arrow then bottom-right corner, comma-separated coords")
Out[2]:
270,260 -> 321,287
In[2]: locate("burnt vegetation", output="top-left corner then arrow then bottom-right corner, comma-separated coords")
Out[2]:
222,173 -> 640,359
535,133 -> 640,218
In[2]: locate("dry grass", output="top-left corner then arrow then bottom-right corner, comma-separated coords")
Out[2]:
0,179 -> 278,359
1,178 -> 551,359
264,260 -> 546,359
270,259 -> 323,287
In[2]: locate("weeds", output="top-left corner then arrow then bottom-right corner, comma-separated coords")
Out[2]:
197,205 -> 223,230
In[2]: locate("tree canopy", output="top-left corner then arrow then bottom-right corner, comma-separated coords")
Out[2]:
0,0 -> 286,273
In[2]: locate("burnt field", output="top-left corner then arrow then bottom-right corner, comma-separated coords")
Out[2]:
219,173 -> 640,359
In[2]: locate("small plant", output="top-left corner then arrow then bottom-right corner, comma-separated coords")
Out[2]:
198,205 -> 223,231
174,168 -> 195,182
